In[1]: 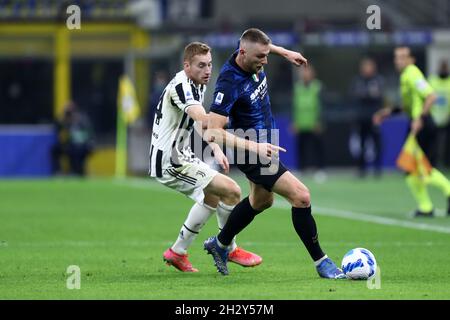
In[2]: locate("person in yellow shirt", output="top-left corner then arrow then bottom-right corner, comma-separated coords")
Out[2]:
373,47 -> 450,217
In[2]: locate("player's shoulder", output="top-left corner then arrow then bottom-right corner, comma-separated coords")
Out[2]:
171,70 -> 190,86
216,65 -> 246,89
168,71 -> 197,97
404,64 -> 425,80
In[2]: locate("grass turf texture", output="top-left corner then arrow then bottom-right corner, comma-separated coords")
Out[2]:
1,171 -> 449,299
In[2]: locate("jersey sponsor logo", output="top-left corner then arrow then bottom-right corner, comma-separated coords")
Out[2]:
215,92 -> 224,105
250,77 -> 267,102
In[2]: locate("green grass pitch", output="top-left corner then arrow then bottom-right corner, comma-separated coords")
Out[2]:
1,171 -> 449,299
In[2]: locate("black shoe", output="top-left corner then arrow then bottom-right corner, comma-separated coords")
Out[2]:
414,210 -> 434,218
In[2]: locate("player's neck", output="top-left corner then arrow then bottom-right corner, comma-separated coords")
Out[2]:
402,63 -> 413,72
235,55 -> 252,74
183,70 -> 201,87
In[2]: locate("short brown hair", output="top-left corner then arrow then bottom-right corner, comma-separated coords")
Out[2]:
183,42 -> 211,63
240,28 -> 271,45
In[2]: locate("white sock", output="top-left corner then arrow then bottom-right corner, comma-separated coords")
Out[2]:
172,203 -> 215,255
314,254 -> 328,267
216,201 -> 237,251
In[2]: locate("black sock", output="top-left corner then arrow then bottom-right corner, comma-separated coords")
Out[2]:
218,197 -> 261,246
291,206 -> 325,261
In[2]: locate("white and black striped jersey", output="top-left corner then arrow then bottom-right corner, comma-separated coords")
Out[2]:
149,70 -> 206,178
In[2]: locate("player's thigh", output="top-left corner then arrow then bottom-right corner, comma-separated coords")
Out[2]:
272,171 -> 310,207
157,160 -> 218,206
248,180 -> 274,211
204,173 -> 241,205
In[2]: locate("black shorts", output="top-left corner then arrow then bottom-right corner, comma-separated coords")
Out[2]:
236,159 -> 288,192
412,115 -> 438,166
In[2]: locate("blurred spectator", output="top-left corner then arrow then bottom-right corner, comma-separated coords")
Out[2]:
147,71 -> 169,129
350,58 -> 385,178
428,60 -> 450,167
292,65 -> 326,182
52,101 -> 94,176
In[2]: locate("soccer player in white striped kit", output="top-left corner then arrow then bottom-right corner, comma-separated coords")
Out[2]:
149,42 -> 264,272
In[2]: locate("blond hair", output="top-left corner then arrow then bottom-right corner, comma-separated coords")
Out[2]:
183,42 -> 211,63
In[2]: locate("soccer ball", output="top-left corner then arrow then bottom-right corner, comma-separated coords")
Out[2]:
341,248 -> 377,280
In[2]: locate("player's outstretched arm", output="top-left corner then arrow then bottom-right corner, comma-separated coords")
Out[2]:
186,104 -> 209,125
205,112 -> 286,159
269,44 -> 307,67
205,112 -> 257,152
187,105 -> 230,172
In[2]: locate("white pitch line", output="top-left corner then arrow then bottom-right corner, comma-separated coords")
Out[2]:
274,201 -> 450,234
115,178 -> 450,235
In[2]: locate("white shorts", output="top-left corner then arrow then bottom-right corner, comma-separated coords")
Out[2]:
156,158 -> 218,205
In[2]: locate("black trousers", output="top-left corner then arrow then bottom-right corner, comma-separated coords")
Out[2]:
415,115 -> 438,167
297,131 -> 325,170
67,144 -> 91,176
436,124 -> 450,166
357,119 -> 382,175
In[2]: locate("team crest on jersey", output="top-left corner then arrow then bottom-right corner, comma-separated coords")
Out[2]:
215,92 -> 224,105
196,170 -> 206,178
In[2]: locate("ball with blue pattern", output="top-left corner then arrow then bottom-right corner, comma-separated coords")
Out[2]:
341,248 -> 377,280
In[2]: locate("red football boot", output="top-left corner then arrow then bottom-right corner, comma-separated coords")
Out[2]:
163,248 -> 199,272
228,247 -> 262,267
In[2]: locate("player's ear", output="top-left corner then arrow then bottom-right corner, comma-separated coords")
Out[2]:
183,60 -> 190,70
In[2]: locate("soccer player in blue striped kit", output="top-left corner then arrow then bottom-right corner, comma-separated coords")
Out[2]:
204,28 -> 345,278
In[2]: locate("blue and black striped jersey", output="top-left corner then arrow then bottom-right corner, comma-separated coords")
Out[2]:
210,51 -> 276,142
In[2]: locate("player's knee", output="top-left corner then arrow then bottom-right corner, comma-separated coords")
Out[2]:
230,183 -> 242,203
224,182 -> 241,205
260,197 -> 274,210
251,195 -> 274,211
291,187 -> 311,208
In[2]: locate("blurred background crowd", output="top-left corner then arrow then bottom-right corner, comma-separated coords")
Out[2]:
0,0 -> 449,179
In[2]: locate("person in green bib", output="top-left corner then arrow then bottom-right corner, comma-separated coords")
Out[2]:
428,60 -> 450,167
292,65 -> 326,182
374,47 -> 450,217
